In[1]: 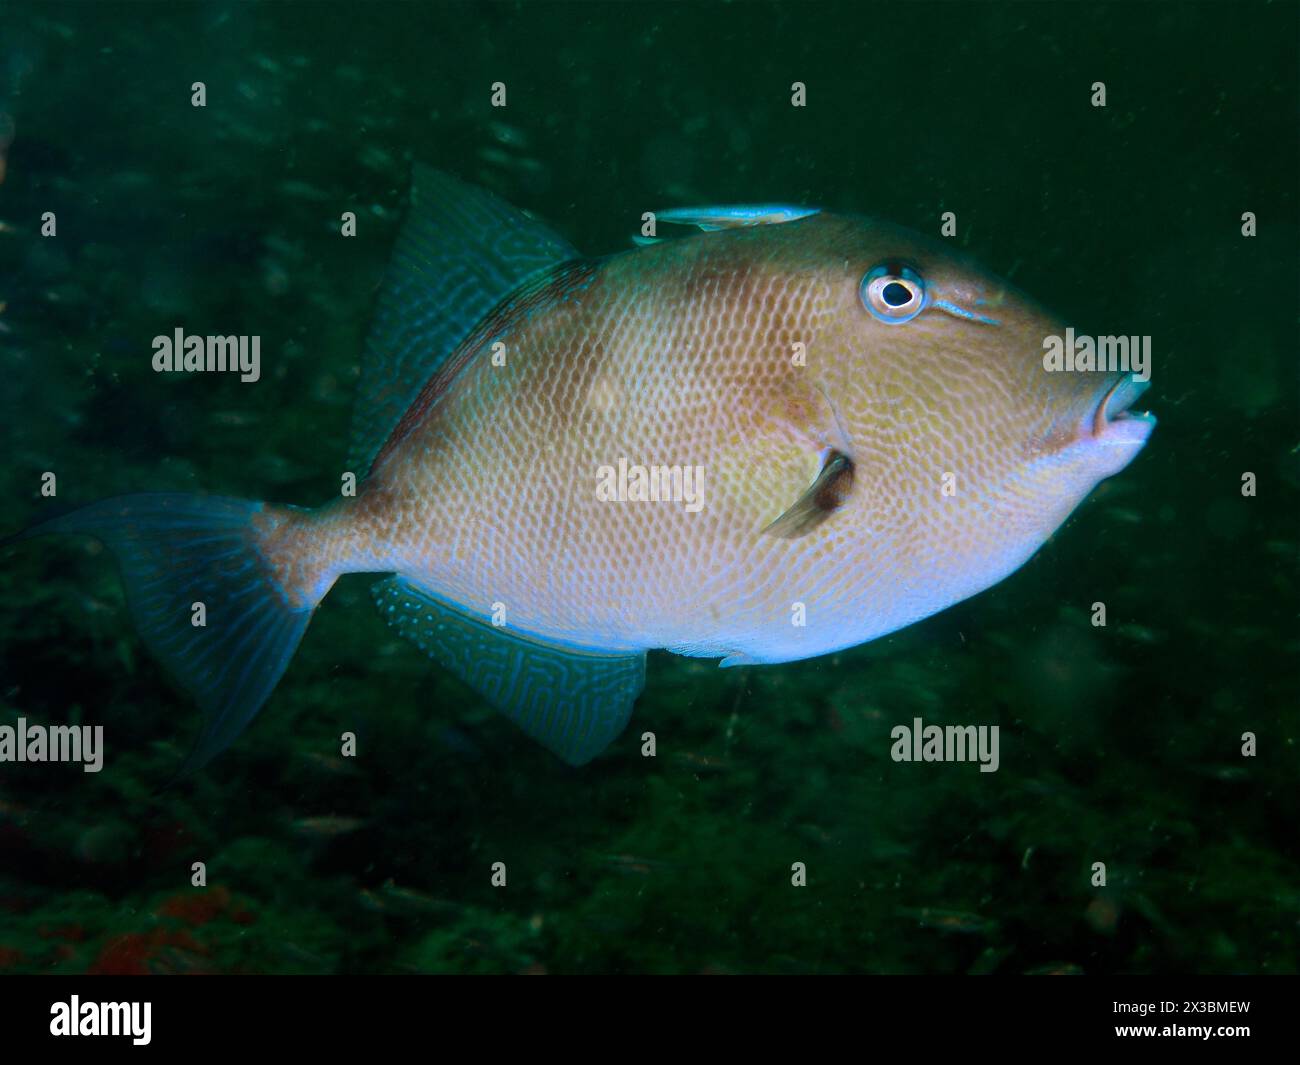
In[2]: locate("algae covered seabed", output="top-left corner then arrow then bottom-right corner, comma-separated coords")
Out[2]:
0,2 -> 1295,974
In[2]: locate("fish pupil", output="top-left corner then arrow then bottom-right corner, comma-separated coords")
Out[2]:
882,281 -> 912,307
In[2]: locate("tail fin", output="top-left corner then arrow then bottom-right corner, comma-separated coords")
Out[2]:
16,493 -> 322,769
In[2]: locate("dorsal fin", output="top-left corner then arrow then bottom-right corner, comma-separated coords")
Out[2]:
371,258 -> 597,470
655,204 -> 819,231
347,166 -> 579,474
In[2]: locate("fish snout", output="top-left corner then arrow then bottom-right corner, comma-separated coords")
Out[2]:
1089,373 -> 1156,462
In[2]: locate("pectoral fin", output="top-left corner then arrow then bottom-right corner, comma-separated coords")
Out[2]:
373,577 -> 644,766
761,450 -> 855,540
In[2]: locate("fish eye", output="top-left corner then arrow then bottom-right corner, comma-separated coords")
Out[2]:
860,264 -> 926,323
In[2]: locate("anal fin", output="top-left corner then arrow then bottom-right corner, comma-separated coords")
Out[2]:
374,577 -> 644,766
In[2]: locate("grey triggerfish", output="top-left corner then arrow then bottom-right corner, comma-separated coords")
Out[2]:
13,168 -> 1154,767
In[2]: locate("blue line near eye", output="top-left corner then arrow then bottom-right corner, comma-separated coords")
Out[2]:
932,299 -> 1000,325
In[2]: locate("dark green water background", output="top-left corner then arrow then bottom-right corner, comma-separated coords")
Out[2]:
0,1 -> 1295,974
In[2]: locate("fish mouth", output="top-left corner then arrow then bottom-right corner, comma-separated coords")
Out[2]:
1092,374 -> 1156,441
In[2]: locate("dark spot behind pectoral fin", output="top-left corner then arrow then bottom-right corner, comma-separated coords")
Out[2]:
762,451 -> 855,540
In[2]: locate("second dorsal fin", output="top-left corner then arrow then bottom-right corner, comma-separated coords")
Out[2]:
347,166 -> 580,474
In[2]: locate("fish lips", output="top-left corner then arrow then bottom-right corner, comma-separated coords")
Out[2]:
1092,371 -> 1154,434
1091,373 -> 1156,454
